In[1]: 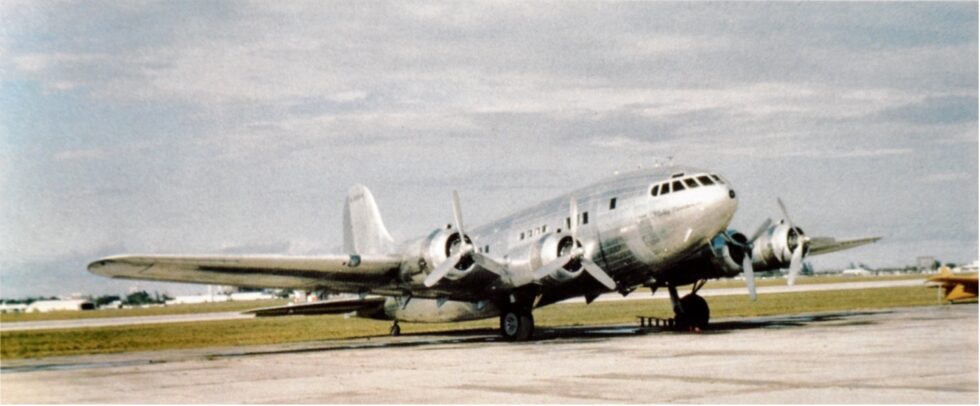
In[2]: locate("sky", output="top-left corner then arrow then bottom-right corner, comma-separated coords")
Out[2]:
0,1 -> 977,298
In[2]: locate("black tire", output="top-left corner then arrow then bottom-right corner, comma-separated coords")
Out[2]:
678,294 -> 710,329
500,309 -> 534,341
389,324 -> 401,336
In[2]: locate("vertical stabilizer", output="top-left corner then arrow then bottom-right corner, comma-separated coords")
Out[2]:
343,184 -> 395,255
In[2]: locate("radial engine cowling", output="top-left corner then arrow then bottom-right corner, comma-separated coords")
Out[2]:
751,223 -> 809,271
706,230 -> 752,278
420,227 -> 475,282
505,233 -> 584,284
667,230 -> 751,285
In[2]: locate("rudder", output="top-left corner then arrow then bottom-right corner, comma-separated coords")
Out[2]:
343,184 -> 395,255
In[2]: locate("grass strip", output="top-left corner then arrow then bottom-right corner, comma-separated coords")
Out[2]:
0,286 -> 950,360
0,275 -> 930,323
0,299 -> 289,323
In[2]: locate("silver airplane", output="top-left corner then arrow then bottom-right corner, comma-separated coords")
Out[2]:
89,165 -> 880,341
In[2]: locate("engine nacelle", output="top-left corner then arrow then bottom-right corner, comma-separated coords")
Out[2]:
419,227 -> 475,282
663,230 -> 750,285
506,233 -> 584,283
706,230 -> 751,277
751,222 -> 809,271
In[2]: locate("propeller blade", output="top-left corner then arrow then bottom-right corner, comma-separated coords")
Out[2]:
451,190 -> 465,236
569,198 -> 579,240
749,218 -> 773,242
787,243 -> 804,286
581,258 -> 617,290
743,255 -> 757,301
777,198 -> 795,229
533,254 -> 574,281
424,251 -> 464,287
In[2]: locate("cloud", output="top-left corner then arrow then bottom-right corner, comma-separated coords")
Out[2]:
916,172 -> 974,183
0,2 -> 975,298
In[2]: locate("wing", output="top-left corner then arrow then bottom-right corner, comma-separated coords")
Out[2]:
806,236 -> 882,256
244,296 -> 387,317
88,254 -> 403,291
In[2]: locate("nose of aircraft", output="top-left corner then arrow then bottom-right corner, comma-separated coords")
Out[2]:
707,183 -> 738,231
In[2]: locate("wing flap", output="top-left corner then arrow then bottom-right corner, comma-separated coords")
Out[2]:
88,254 -> 403,290
244,296 -> 387,317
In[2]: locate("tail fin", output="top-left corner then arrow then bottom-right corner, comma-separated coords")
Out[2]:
343,184 -> 395,255
937,266 -> 953,277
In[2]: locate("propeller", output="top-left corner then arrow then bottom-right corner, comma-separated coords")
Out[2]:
719,230 -> 761,301
423,191 -> 504,288
534,198 -> 617,290
778,198 -> 806,286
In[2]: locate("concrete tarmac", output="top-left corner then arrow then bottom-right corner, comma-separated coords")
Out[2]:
1,304 -> 976,403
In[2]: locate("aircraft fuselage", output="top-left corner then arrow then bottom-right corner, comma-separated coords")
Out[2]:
381,166 -> 738,322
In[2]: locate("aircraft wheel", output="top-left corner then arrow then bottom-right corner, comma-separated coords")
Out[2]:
500,309 -> 534,341
677,294 -> 709,329
389,322 -> 401,336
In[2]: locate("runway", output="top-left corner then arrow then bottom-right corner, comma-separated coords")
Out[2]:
2,304 -> 975,403
0,279 -> 924,332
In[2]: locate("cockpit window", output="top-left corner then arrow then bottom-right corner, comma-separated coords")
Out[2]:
684,178 -> 699,188
660,182 -> 670,194
672,180 -> 685,191
697,175 -> 714,185
650,184 -> 660,196
711,174 -> 725,184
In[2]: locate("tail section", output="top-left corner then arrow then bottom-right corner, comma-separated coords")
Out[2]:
343,184 -> 395,255
937,266 -> 953,278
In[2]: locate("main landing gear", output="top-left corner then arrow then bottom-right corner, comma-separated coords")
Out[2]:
499,305 -> 534,341
668,282 -> 710,331
389,320 -> 401,336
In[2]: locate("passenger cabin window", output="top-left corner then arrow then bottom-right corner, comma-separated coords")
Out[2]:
684,178 -> 699,188
697,175 -> 714,185
651,185 -> 660,196
609,198 -> 617,209
672,180 -> 685,191
519,232 -> 525,240
582,211 -> 589,225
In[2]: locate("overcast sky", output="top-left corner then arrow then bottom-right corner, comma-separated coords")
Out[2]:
1,1 -> 976,298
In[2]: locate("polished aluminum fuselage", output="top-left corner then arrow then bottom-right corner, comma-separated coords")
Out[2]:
384,166 -> 738,322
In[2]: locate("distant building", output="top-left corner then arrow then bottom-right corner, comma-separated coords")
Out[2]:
165,290 -> 277,305
26,299 -> 94,313
917,256 -> 938,272
0,303 -> 28,313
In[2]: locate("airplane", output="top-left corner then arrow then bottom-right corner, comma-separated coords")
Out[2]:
926,266 -> 978,303
89,165 -> 881,341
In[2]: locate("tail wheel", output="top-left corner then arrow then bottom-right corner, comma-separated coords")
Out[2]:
677,294 -> 709,329
500,309 -> 534,341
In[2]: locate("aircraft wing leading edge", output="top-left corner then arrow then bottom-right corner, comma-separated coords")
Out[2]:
806,236 -> 882,256
88,254 -> 403,290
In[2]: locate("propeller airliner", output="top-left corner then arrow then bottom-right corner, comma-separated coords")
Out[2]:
89,166 -> 880,340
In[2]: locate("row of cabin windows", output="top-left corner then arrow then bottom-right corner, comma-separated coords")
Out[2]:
518,211 -> 590,241
651,174 -> 724,197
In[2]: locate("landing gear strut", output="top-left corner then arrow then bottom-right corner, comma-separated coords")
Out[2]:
389,320 -> 401,336
499,306 -> 534,341
668,284 -> 710,331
